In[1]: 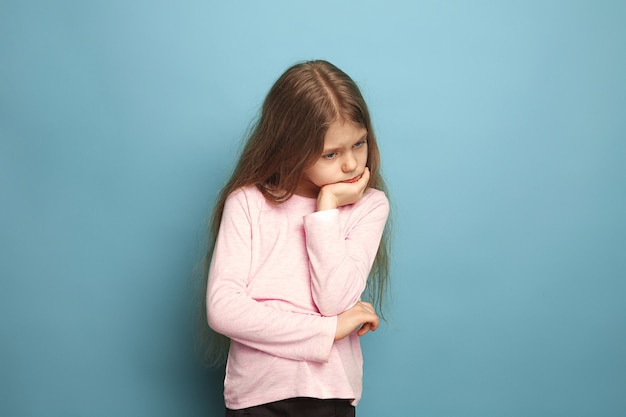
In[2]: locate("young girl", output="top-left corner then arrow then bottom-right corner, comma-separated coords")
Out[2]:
204,60 -> 391,417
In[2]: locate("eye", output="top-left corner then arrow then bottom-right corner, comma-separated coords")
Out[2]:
354,140 -> 367,148
323,152 -> 337,160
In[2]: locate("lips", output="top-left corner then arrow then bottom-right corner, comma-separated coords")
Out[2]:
341,174 -> 362,183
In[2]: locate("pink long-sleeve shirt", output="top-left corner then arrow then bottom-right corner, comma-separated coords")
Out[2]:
207,185 -> 389,410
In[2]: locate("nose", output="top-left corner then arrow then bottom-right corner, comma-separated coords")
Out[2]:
342,151 -> 358,173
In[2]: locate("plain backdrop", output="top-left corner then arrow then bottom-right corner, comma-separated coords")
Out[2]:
1,1 -> 625,416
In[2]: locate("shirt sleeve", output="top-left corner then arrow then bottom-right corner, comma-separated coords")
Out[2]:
303,190 -> 390,316
206,188 -> 336,363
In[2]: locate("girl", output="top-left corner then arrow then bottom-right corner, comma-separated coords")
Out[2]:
203,60 -> 391,417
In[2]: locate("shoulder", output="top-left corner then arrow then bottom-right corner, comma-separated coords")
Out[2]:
226,185 -> 265,202
224,185 -> 266,214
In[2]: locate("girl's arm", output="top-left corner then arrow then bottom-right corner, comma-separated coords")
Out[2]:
304,188 -> 389,317
207,189 -> 338,363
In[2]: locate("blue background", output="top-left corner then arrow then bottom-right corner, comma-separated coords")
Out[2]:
1,1 -> 625,416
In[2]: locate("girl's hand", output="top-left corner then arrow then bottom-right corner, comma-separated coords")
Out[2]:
316,167 -> 370,211
335,301 -> 380,340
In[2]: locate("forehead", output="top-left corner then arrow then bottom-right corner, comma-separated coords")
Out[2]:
323,120 -> 367,149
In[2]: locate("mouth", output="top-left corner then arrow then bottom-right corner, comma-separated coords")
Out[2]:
341,174 -> 362,184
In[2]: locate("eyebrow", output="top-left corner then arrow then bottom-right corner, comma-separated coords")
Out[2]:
322,133 -> 368,154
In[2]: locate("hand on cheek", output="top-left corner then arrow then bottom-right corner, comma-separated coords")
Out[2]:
316,167 -> 370,211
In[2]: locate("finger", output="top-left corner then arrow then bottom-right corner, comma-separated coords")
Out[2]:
357,323 -> 371,336
362,167 -> 371,181
369,317 -> 380,332
358,168 -> 370,185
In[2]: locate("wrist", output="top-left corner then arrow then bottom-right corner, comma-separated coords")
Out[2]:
316,189 -> 338,211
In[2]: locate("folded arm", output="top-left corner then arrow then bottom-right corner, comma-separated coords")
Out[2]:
304,190 -> 389,316
207,189 -> 336,362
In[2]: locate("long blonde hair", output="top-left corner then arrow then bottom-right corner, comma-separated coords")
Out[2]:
196,60 -> 391,366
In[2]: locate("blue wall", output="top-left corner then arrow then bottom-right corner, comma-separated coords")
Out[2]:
1,1 -> 624,416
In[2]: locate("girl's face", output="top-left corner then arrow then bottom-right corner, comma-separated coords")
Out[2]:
297,120 -> 368,198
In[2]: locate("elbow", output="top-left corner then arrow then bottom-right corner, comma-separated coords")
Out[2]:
311,275 -> 366,316
317,305 -> 343,317
206,297 -> 228,335
206,309 -> 220,332
207,309 -> 230,336
314,295 -> 357,317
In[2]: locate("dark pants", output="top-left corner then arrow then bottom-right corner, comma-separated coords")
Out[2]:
225,397 -> 355,417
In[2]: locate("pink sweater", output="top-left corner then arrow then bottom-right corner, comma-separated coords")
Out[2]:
207,185 -> 389,410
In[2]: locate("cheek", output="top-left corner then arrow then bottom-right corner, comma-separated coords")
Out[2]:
304,164 -> 325,183
314,169 -> 333,183
360,149 -> 369,166
310,165 -> 337,184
